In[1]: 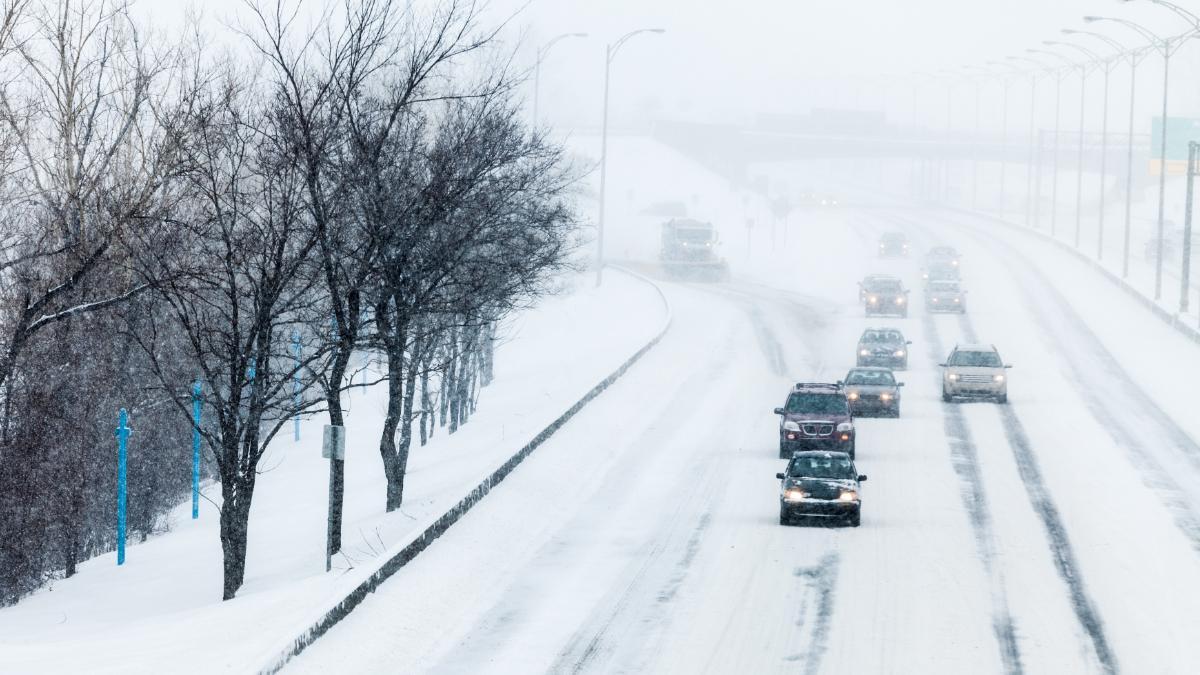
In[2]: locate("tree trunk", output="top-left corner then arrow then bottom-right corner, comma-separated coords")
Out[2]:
218,474 -> 254,600
323,343 -> 352,555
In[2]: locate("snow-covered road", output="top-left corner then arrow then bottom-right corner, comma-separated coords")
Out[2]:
288,199 -> 1200,673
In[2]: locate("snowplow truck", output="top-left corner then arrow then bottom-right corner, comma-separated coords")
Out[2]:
659,219 -> 730,281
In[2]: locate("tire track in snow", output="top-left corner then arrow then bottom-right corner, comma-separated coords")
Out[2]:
860,212 -> 1024,674
919,301 -> 1024,675
955,218 -> 1200,556
933,235 -> 1118,675
785,552 -> 840,675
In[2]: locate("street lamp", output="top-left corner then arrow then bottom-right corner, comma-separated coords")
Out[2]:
985,61 -> 1021,217
1062,28 -> 1145,265
1087,12 -> 1195,299
1009,55 -> 1055,229
532,32 -> 588,128
596,28 -> 666,287
1027,48 -> 1079,237
1045,40 -> 1102,250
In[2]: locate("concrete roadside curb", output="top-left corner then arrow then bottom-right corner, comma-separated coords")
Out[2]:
947,206 -> 1200,346
257,266 -> 671,674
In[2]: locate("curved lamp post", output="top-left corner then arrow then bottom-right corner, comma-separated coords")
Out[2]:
1087,12 -> 1195,298
1045,40 -> 1103,249
596,28 -> 666,287
1027,48 -> 1079,236
532,32 -> 588,128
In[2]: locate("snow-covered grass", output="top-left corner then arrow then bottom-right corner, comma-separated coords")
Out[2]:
0,270 -> 665,675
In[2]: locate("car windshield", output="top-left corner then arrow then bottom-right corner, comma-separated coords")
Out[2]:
676,229 -> 712,243
931,282 -> 960,292
788,456 -> 856,480
845,370 -> 895,386
949,350 -> 1002,367
785,393 -> 848,415
860,330 -> 889,343
868,281 -> 902,293
882,233 -> 905,242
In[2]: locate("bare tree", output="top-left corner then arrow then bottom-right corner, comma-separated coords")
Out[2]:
240,0 -> 499,550
130,68 -> 326,600
366,93 -> 578,510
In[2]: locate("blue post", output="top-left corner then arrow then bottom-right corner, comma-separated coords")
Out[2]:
192,380 -> 201,519
293,331 -> 302,441
115,408 -> 131,566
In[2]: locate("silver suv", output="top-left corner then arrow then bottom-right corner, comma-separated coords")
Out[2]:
940,344 -> 1011,403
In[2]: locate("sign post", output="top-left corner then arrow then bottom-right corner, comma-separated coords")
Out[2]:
322,424 -> 346,572
292,331 -> 301,441
115,409 -> 131,566
1184,141 -> 1198,315
192,380 -> 201,519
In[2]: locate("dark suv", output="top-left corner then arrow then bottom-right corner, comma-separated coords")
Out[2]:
862,275 -> 909,318
878,231 -> 909,257
856,327 -> 910,369
774,383 -> 856,459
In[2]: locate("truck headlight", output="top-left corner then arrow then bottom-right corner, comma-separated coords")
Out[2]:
894,350 -> 905,357
784,421 -> 800,431
948,373 -> 959,381
993,374 -> 1005,382
838,490 -> 858,502
784,488 -> 808,502
847,391 -> 859,400
868,296 -> 878,304
859,349 -> 869,356
896,296 -> 905,304
880,393 -> 892,401
837,422 -> 853,433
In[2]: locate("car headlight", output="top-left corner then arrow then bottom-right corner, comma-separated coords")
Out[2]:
868,296 -> 878,304
952,260 -> 959,266
847,391 -> 859,400
948,373 -> 959,381
932,298 -> 939,303
896,296 -> 905,304
837,422 -> 853,433
993,374 -> 1005,382
894,350 -> 905,357
838,490 -> 858,502
880,393 -> 892,401
784,488 -> 808,502
859,349 -> 869,356
954,298 -> 960,303
783,420 -> 800,431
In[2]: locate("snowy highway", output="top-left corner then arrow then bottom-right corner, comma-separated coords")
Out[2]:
288,202 -> 1200,674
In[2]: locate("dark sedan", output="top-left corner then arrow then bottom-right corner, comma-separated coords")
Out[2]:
842,367 -> 904,417
777,451 -> 866,527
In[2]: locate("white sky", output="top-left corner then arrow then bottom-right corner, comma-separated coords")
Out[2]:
134,1 -> 1200,135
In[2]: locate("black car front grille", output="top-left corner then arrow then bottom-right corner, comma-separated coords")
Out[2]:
801,423 -> 834,436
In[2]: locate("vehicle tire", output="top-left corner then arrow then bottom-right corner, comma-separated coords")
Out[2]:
847,443 -> 856,460
901,309 -> 908,318
996,393 -> 1008,404
779,446 -> 790,460
847,510 -> 861,527
779,507 -> 791,526
942,388 -> 952,403
892,406 -> 901,418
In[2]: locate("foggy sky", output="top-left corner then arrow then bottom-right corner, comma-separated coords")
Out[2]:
138,1 -> 1200,136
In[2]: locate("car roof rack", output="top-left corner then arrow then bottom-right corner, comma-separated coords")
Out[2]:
791,382 -> 843,392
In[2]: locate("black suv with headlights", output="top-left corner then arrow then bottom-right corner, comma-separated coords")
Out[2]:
777,451 -> 867,527
862,275 -> 909,318
856,327 -> 911,369
774,383 -> 856,459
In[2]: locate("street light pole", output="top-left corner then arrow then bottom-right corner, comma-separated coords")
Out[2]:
532,33 -> 587,129
1009,56 -> 1050,228
1045,41 -> 1103,249
1028,49 -> 1079,238
596,28 -> 665,288
1091,10 -> 1196,298
1063,29 -> 1132,262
